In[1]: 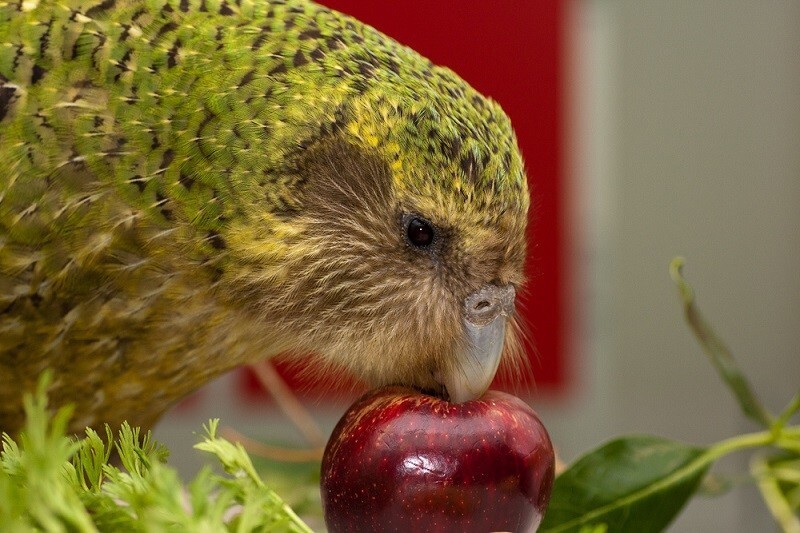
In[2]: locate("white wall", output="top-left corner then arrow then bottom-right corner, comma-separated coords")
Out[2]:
560,1 -> 800,530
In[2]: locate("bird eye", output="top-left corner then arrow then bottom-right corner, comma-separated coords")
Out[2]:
406,216 -> 434,248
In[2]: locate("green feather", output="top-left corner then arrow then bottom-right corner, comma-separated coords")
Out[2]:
0,0 -> 528,434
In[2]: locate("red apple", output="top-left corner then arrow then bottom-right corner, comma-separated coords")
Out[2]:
321,386 -> 555,533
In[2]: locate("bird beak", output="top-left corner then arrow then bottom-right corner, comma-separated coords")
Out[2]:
438,285 -> 516,403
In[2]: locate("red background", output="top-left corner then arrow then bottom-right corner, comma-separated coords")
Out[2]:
242,1 -> 567,400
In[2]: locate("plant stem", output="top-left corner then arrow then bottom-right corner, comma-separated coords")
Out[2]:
284,504 -> 316,533
702,431 -> 775,463
752,455 -> 800,533
701,426 -> 800,465
698,427 -> 800,532
775,392 -> 800,435
670,258 -> 773,427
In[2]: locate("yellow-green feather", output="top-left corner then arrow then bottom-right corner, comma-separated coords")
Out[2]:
0,0 -> 527,433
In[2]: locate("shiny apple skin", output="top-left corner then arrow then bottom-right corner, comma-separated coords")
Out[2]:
321,386 -> 555,533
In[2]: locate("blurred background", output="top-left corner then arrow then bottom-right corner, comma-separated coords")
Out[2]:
154,1 -> 800,531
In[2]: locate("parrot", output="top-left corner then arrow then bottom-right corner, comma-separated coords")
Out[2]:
0,0 -> 529,436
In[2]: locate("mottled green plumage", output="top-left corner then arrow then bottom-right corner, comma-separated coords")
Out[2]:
0,0 -> 528,434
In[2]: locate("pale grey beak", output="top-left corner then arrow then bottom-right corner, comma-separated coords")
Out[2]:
439,284 -> 516,403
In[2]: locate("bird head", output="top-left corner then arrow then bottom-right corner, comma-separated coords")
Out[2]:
220,38 -> 529,402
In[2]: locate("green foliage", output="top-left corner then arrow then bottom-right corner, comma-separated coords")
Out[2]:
543,436 -> 709,532
540,258 -> 800,532
0,376 -> 313,532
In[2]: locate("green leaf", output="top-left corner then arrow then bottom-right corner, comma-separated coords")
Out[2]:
670,257 -> 773,427
540,435 -> 710,533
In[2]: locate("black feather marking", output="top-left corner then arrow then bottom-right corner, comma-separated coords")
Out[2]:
119,48 -> 133,68
86,0 -> 116,18
69,37 -> 81,61
198,108 -> 215,135
0,85 -> 16,122
481,152 -> 490,170
327,36 -> 343,50
251,28 -> 270,51
130,7 -> 148,24
331,105 -> 347,133
358,61 -> 375,79
207,230 -> 227,250
219,2 -> 234,16
269,62 -> 287,76
159,149 -> 175,171
446,85 -> 464,99
386,57 -> 400,74
39,19 -> 53,56
156,22 -> 179,40
299,28 -> 321,40
29,293 -> 43,307
113,47 -> 133,81
293,50 -> 308,67
179,172 -> 195,190
90,33 -> 107,72
460,152 -> 481,183
502,151 -> 512,174
156,192 -> 175,221
310,47 -> 325,62
167,40 -> 180,68
130,175 -> 146,192
239,68 -> 256,86
31,64 -> 46,85
10,45 -> 23,74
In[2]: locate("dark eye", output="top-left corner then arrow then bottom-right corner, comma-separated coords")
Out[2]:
406,216 -> 434,247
